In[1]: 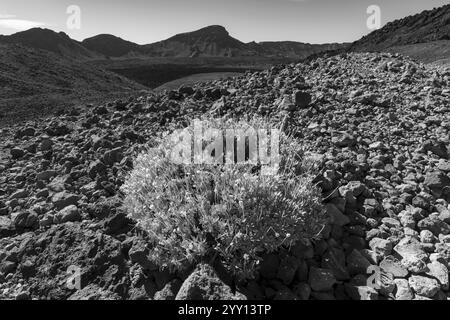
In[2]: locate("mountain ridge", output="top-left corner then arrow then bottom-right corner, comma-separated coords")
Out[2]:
1,3 -> 449,62
0,25 -> 348,60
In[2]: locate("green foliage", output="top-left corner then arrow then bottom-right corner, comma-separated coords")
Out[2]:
121,117 -> 326,280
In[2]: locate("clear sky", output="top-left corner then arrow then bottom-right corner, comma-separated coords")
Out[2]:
0,0 -> 448,44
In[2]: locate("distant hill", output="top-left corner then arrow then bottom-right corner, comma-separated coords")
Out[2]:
82,34 -> 141,57
0,28 -> 101,59
350,4 -> 450,63
256,41 -> 346,59
143,25 -> 258,57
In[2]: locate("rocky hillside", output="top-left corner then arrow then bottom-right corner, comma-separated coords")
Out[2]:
0,43 -> 146,124
350,4 -> 450,63
0,52 -> 449,300
352,5 -> 449,50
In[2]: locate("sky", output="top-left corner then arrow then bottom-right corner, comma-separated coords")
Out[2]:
0,0 -> 448,44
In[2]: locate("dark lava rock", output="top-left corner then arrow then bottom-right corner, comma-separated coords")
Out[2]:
175,264 -> 246,300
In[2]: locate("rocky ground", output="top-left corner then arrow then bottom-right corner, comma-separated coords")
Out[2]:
0,52 -> 449,300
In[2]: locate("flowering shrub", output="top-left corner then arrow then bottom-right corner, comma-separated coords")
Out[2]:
121,117 -> 326,280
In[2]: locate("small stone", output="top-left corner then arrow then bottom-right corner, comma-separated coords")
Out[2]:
277,256 -> 298,285
437,160 -> 450,173
11,210 -> 38,229
408,275 -> 440,298
380,256 -> 408,278
273,286 -> 298,300
308,267 -> 336,292
379,271 -> 396,296
420,230 -> 436,243
322,248 -> 350,280
394,279 -> 414,300
293,283 -> 311,300
0,261 -> 16,275
414,295 -> 432,300
417,215 -> 450,236
15,291 -> 31,300
39,138 -> 53,151
425,262 -> 449,290
438,210 -> 450,224
382,217 -> 401,229
36,189 -> 49,199
39,213 -> 54,228
129,240 -> 153,270
260,254 -> 279,279
37,170 -> 57,181
344,285 -> 378,300
369,141 -> 387,150
54,205 -> 81,224
89,161 -> 107,179
429,253 -> 447,266
424,171 -> 450,197
51,191 -> 79,210
293,91 -> 312,108
332,134 -> 356,148
69,284 -> 120,300
326,203 -> 350,227
178,86 -> 194,95
0,216 -> 13,237
345,181 -> 367,197
103,147 -> 124,166
347,249 -> 371,275
404,227 -> 419,237
19,260 -> 36,278
421,140 -> 448,159
394,239 -> 428,273
10,189 -> 28,200
400,214 -> 416,229
16,127 -> 35,138
369,238 -> 393,257
10,148 -> 25,159
153,279 -> 182,301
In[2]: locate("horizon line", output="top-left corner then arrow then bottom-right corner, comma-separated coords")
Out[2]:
0,24 -> 361,46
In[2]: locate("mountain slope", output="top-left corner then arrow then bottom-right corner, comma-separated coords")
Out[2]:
0,43 -> 145,123
0,28 -> 102,59
352,4 -> 449,50
350,4 -> 450,63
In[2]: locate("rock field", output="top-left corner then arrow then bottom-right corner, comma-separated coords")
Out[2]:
0,52 -> 449,300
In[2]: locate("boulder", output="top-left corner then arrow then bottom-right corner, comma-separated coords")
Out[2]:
176,264 -> 246,300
